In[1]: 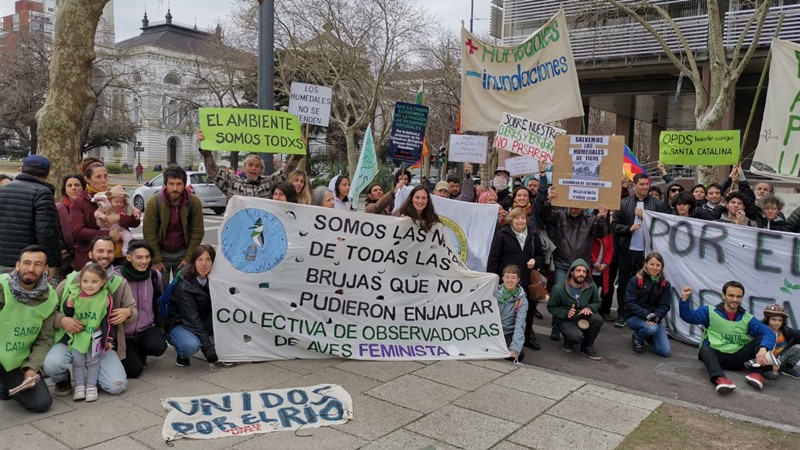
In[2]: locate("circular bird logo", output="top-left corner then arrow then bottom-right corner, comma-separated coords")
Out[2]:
221,208 -> 287,273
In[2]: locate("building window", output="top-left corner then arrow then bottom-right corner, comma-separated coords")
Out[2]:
131,70 -> 142,83
163,73 -> 181,86
163,99 -> 179,126
132,97 -> 140,125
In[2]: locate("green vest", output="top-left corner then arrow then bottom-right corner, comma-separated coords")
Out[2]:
702,305 -> 753,354
55,270 -> 122,345
0,274 -> 58,371
67,289 -> 111,353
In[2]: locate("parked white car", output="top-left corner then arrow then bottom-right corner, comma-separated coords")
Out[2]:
132,171 -> 227,215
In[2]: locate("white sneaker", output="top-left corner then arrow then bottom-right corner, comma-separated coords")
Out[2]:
72,385 -> 86,401
85,385 -> 98,402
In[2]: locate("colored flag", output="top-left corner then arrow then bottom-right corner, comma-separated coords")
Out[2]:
623,145 -> 647,181
349,124 -> 378,210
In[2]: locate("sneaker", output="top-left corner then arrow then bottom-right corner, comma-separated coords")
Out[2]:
780,367 -> 800,379
176,356 -> 191,367
73,385 -> 86,401
561,341 -> 574,353
763,370 -> 780,380
614,318 -> 626,328
714,377 -> 736,394
631,334 -> 644,354
745,372 -> 764,390
550,326 -> 560,341
85,386 -> 98,402
53,376 -> 72,397
580,345 -> 602,361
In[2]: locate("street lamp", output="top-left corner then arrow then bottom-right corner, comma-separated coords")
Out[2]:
258,0 -> 275,174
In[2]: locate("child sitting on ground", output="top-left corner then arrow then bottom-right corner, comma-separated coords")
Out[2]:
494,264 -> 528,362
761,305 -> 800,379
63,263 -> 115,402
92,185 -> 140,256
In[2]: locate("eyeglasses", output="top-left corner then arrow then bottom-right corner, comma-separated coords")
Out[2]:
670,188 -> 683,193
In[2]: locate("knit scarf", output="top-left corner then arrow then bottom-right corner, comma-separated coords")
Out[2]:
87,185 -> 102,196
514,200 -> 532,217
6,270 -> 50,304
121,260 -> 152,282
498,284 -> 520,304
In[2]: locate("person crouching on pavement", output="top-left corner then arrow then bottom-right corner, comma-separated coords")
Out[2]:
679,282 -> 776,394
494,265 -> 527,363
547,258 -> 603,361
624,252 -> 672,357
758,304 -> 800,379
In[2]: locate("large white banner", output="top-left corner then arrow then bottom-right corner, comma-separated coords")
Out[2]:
162,384 -> 353,441
394,187 -> 498,272
752,38 -> 800,180
213,197 -> 507,361
460,10 -> 583,132
644,211 -> 799,344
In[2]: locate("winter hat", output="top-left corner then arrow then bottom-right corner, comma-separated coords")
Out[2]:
22,155 -> 51,177
107,185 -> 129,199
763,304 -> 788,319
494,167 -> 510,178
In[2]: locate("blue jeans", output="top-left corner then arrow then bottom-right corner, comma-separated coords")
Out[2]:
554,266 -> 568,286
627,316 -> 671,357
167,318 -> 214,359
42,343 -> 128,394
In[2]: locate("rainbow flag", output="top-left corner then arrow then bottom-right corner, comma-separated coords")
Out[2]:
623,145 -> 647,181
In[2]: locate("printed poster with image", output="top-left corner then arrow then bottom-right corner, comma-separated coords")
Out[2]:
211,196 -> 508,362
551,135 -> 623,210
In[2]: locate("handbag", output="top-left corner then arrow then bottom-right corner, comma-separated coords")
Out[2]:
528,270 -> 548,302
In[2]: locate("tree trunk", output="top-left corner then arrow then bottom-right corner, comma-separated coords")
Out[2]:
345,130 -> 357,180
36,0 -> 109,185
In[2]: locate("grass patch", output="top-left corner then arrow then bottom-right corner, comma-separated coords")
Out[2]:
619,403 -> 799,450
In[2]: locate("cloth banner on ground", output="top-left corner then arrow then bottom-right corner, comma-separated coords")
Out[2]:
161,384 -> 353,441
213,196 -> 507,361
752,38 -> 800,180
349,123 -> 378,211
394,187 -> 498,272
643,211 -> 800,345
460,9 -> 583,132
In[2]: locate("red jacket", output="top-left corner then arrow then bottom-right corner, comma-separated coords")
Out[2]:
68,190 -> 141,269
591,234 -> 614,294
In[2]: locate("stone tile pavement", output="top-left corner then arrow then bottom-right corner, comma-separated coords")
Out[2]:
0,348 -> 662,450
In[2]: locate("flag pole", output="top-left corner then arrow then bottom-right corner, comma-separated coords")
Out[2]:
739,14 -> 784,162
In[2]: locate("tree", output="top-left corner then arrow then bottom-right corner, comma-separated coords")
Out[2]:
37,0 -> 110,186
272,0 -> 428,178
599,0 -> 774,183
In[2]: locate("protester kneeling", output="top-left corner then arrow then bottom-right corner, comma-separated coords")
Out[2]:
547,259 -> 603,361
624,252 -> 672,357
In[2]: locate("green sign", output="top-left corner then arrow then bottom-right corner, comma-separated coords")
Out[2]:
199,107 -> 306,154
658,130 -> 740,165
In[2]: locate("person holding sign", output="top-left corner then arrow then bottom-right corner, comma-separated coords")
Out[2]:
196,131 -> 300,200
487,207 -> 545,351
447,163 -> 476,202
393,185 -> 440,232
679,282 -> 776,394
0,246 -> 57,412
365,183 -> 401,215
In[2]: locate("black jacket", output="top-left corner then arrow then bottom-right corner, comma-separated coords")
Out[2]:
487,224 -> 546,290
167,276 -> 217,362
549,209 -> 609,270
623,274 -> 672,321
612,194 -> 671,254
0,173 -> 61,267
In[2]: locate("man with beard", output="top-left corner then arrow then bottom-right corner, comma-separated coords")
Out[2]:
43,237 -> 137,397
143,165 -> 204,289
680,282 -> 776,394
547,259 -> 603,361
0,246 -> 58,412
365,182 -> 402,215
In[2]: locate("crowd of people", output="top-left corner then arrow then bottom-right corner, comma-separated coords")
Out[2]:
0,146 -> 798,415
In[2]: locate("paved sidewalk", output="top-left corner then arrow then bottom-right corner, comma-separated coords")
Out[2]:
0,347 -> 663,450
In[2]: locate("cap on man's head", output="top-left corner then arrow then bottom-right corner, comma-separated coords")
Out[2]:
22,155 -> 51,177
494,167 -> 510,178
435,181 -> 449,192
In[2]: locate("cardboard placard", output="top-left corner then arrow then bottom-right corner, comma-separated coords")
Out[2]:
288,82 -> 333,127
199,107 -> 305,154
551,135 -> 623,210
448,134 -> 488,163
658,130 -> 740,165
388,102 -> 429,162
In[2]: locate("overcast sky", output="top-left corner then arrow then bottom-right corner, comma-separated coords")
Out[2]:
0,0 -> 492,41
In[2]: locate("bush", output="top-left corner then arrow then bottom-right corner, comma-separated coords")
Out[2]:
106,164 -> 123,174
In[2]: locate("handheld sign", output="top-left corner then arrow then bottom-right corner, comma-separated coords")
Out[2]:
288,82 -> 333,127
199,107 -> 305,154
448,134 -> 488,164
493,112 -> 564,163
389,102 -> 429,162
659,130 -> 740,165
551,135 -> 623,210
505,155 -> 541,177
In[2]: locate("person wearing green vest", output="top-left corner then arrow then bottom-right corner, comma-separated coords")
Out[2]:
42,237 -> 137,397
0,245 -> 58,412
679,281 -> 776,394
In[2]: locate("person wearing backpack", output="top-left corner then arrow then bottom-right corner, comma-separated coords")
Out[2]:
624,252 -> 673,357
114,240 -> 166,378
143,166 -> 204,290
